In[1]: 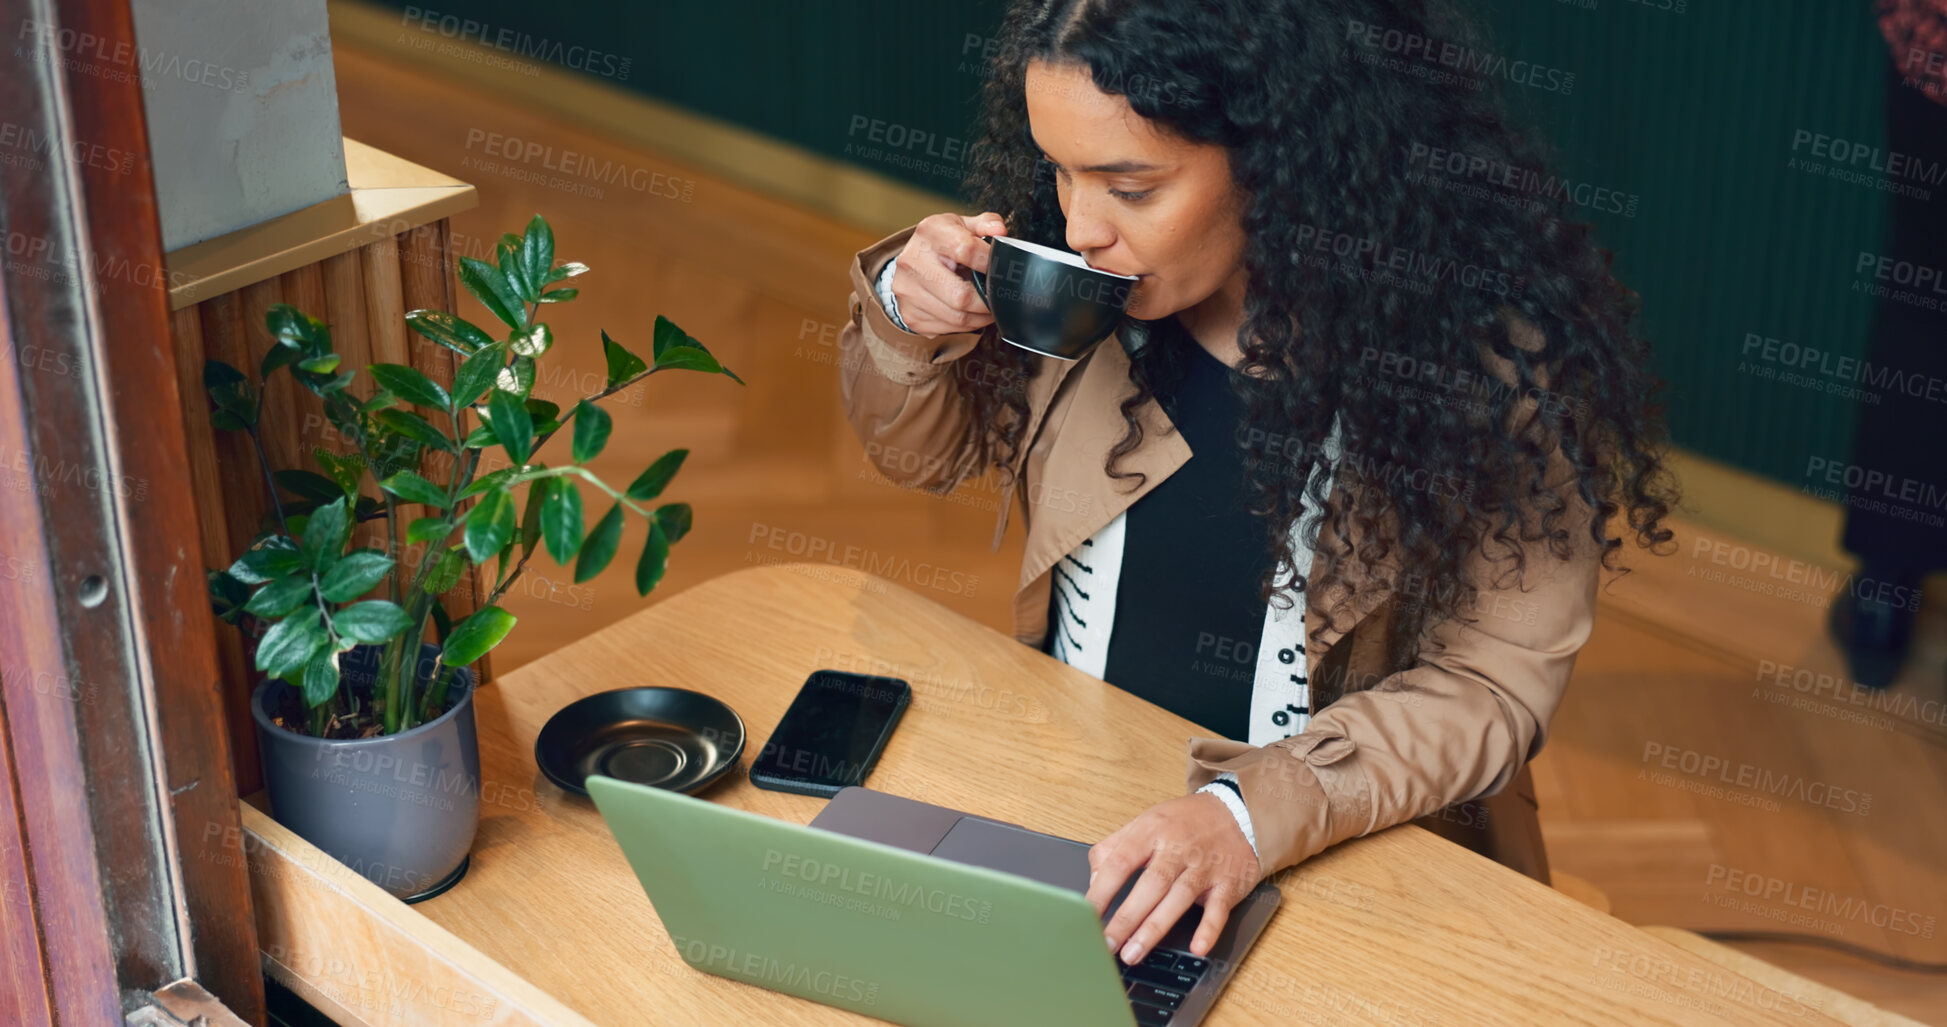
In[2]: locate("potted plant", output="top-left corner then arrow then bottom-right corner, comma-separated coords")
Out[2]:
204,214 -> 741,900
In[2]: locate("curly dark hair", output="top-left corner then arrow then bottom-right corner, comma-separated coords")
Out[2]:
952,0 -> 1680,674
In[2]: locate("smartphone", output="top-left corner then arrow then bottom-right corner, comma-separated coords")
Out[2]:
748,670 -> 912,798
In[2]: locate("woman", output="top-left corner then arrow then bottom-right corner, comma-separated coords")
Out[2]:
837,0 -> 1676,969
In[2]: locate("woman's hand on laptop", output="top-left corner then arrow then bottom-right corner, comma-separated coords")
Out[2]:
1087,794 -> 1262,965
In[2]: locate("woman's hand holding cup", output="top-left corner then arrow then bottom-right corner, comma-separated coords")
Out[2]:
889,212 -> 1007,338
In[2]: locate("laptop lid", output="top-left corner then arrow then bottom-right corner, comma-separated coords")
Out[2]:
586,774 -> 1139,1027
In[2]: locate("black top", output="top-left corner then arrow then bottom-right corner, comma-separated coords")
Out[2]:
1043,315 -> 1279,741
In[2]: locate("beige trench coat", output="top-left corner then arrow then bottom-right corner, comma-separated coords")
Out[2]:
837,226 -> 1606,884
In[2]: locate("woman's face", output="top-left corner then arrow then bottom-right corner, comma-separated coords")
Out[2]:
1023,59 -> 1248,322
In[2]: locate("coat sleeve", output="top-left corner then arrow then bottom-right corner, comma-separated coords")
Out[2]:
839,225 -> 993,494
1182,325 -> 1606,880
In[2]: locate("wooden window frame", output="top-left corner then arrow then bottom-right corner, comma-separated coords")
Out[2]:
0,0 -> 266,1021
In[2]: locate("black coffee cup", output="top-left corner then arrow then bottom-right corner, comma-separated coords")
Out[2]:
968,236 -> 1141,361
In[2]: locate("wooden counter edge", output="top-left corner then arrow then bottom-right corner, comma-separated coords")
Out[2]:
240,804 -> 599,1027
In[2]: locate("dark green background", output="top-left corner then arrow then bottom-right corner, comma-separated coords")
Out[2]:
374,0 -> 1896,491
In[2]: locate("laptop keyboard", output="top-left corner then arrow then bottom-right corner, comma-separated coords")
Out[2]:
1120,948 -> 1209,1025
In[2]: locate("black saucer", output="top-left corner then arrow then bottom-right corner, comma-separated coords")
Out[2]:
535,687 -> 745,797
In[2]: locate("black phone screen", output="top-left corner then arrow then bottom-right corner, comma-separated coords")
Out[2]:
749,671 -> 911,796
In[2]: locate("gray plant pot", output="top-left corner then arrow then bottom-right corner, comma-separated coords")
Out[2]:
250,642 -> 479,902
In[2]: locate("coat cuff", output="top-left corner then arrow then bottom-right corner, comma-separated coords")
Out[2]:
1186,732 -> 1371,879
847,227 -> 985,385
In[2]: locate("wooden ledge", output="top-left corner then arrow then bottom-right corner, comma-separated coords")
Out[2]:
163,138 -> 477,310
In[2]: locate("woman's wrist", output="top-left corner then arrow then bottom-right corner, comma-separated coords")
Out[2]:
1196,773 -> 1259,860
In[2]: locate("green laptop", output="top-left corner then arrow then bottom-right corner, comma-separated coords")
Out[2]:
585,776 -> 1282,1026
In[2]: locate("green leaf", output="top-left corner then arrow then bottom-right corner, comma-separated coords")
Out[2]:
297,354 -> 341,375
626,449 -> 689,501
260,343 -> 301,379
318,551 -> 394,603
459,256 -> 528,330
423,547 -> 467,594
204,358 -> 247,389
498,234 -> 538,304
460,465 -> 532,501
359,389 -> 398,413
654,502 -> 693,544
430,599 -> 455,643
311,448 -> 366,499
465,488 -> 517,564
488,388 -> 534,465
300,650 -> 340,708
334,600 -> 414,643
374,408 -> 457,453
537,287 -> 578,304
208,569 -> 251,624
257,611 -> 327,679
495,355 -> 535,398
406,516 -> 450,544
230,537 -> 302,585
652,315 -> 744,384
570,400 -> 611,463
405,309 -> 496,354
601,330 -> 648,387
438,606 -> 517,668
541,478 -> 584,563
545,261 -> 590,283
450,343 -> 506,409
635,518 -> 670,596
525,398 -> 561,424
368,363 -> 450,411
273,470 -> 344,506
202,359 -> 257,428
519,476 -> 549,555
524,215 -> 554,296
266,304 -> 329,349
575,502 -> 624,583
462,423 -> 498,449
509,322 -> 553,359
211,410 -> 249,432
244,575 -> 315,619
380,470 -> 450,509
299,497 -> 350,574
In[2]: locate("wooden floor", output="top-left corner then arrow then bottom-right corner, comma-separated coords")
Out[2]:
329,36 -> 1947,1024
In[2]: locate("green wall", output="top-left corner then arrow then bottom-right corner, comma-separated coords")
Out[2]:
372,0 -> 1893,487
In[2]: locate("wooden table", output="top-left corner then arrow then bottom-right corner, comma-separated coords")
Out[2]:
244,563 -> 1850,1026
